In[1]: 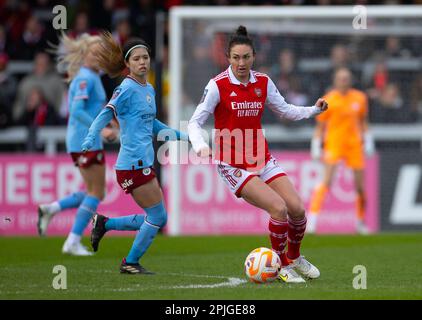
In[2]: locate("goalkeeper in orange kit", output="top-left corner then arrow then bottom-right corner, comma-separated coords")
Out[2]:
308,67 -> 375,234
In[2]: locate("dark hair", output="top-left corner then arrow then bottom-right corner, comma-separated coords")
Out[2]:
227,25 -> 255,56
97,31 -> 151,78
122,38 -> 152,61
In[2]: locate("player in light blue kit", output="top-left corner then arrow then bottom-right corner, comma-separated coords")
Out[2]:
37,33 -> 117,256
82,32 -> 188,274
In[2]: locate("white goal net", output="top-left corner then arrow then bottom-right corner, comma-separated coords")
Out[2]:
167,5 -> 422,235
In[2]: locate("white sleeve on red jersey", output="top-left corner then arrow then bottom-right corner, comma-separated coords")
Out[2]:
188,79 -> 220,153
266,77 -> 321,121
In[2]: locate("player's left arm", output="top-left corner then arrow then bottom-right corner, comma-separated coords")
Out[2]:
153,119 -> 189,142
361,94 -> 375,157
266,77 -> 328,121
311,121 -> 326,160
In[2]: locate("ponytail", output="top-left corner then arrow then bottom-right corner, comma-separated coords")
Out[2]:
227,25 -> 255,56
96,31 -> 126,78
96,31 -> 152,78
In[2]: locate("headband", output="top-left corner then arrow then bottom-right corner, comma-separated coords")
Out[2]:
124,44 -> 149,60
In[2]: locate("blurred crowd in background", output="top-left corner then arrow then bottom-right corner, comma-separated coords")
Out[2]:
1,0 -> 422,133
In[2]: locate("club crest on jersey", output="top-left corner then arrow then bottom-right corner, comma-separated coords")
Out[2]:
200,89 -> 208,103
112,88 -> 121,100
79,80 -> 87,90
233,169 -> 242,178
254,88 -> 262,97
143,168 -> 151,176
146,94 -> 152,104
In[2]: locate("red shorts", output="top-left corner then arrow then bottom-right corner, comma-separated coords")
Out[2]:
70,151 -> 105,168
116,167 -> 156,194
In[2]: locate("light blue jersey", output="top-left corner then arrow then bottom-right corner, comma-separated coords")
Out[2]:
83,75 -> 188,171
66,66 -> 106,152
107,76 -> 156,170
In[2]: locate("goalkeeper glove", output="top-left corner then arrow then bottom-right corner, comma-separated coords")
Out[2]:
364,132 -> 375,157
311,137 -> 322,160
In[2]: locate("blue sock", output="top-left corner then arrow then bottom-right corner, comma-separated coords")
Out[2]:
58,191 -> 86,210
125,201 -> 167,264
71,195 -> 100,236
105,214 -> 145,231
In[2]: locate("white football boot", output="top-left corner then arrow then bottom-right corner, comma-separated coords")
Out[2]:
37,204 -> 54,236
62,241 -> 94,256
290,256 -> 320,279
278,264 -> 306,283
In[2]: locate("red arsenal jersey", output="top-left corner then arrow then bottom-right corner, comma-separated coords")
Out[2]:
212,69 -> 270,170
188,66 -> 321,171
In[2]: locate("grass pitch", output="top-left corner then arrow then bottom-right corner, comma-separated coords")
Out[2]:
0,233 -> 421,300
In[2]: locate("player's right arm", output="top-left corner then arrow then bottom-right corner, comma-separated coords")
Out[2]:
82,107 -> 114,151
360,94 -> 375,157
187,79 -> 220,157
82,86 -> 127,151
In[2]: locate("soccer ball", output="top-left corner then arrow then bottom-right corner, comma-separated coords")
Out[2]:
244,247 -> 281,283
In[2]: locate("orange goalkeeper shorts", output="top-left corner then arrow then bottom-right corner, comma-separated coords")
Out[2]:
323,144 -> 364,170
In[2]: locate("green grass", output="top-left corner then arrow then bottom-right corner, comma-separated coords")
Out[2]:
1,234 -> 422,299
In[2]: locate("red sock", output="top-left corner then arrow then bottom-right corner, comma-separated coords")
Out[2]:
280,252 -> 291,266
268,217 -> 288,262
287,217 -> 307,260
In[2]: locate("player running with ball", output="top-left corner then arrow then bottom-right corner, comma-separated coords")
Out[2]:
188,26 -> 328,283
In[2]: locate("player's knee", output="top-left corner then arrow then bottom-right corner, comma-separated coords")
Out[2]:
356,187 -> 365,196
73,191 -> 86,203
145,201 -> 167,228
96,191 -> 105,201
91,187 -> 105,201
147,210 -> 167,228
268,201 -> 288,220
289,202 -> 306,219
158,212 -> 168,228
86,186 -> 102,201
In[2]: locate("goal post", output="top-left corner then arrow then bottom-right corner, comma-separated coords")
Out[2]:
167,5 -> 422,236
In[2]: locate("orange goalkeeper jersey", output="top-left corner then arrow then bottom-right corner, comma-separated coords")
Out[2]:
317,88 -> 368,150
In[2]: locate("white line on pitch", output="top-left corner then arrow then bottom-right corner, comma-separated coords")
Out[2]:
108,273 -> 248,292
165,277 -> 247,289
162,272 -> 233,279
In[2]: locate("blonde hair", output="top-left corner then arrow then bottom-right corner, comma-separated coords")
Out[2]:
54,32 -> 101,82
